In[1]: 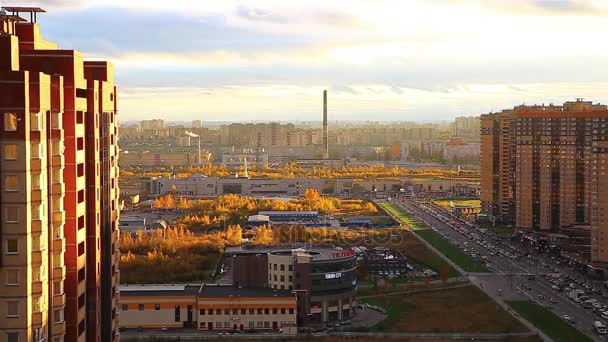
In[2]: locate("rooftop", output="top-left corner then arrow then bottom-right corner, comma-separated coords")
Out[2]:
225,244 -> 355,261
200,285 -> 294,298
119,284 -> 200,297
118,284 -> 295,299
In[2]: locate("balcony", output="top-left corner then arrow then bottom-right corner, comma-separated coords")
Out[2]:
32,250 -> 43,265
53,293 -> 66,308
53,211 -> 65,226
52,182 -> 65,195
53,265 -> 66,280
31,219 -> 42,233
32,311 -> 43,326
32,280 -> 43,295
53,238 -> 65,252
32,189 -> 42,202
52,154 -> 64,166
52,321 -> 66,336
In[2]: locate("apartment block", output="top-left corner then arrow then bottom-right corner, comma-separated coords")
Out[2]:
0,7 -> 119,342
480,100 -> 608,264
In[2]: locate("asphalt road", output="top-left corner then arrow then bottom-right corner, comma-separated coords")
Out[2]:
397,199 -> 605,341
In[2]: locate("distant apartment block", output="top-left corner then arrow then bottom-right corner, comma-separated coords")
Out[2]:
480,100 -> 608,265
139,119 -> 165,131
0,8 -> 120,342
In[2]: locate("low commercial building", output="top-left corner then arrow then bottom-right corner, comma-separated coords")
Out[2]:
119,284 -> 297,333
258,211 -> 319,222
149,176 -> 353,197
227,244 -> 357,324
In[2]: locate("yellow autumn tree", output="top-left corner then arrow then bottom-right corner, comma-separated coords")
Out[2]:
252,225 -> 274,245
225,224 -> 243,245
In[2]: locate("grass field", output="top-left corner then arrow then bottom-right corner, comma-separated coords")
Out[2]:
507,301 -> 593,342
432,199 -> 481,210
361,285 -> 530,334
379,203 -> 489,273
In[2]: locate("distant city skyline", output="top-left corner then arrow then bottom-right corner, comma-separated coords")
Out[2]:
11,0 -> 608,121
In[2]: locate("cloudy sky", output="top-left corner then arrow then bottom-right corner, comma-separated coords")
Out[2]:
9,0 -> 608,121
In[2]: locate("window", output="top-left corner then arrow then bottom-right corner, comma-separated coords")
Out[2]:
208,309 -> 213,315
215,322 -> 221,328
249,321 -> 254,328
78,267 -> 85,282
224,322 -> 230,328
31,112 -> 41,131
78,242 -> 85,256
77,163 -> 84,177
199,309 -> 205,315
289,308 -> 294,314
6,239 -> 18,254
54,309 -> 63,323
51,112 -> 62,130
32,234 -> 41,251
32,204 -> 43,221
224,309 -> 230,315
249,309 -> 254,315
154,304 -> 160,311
77,190 -> 84,203
5,207 -> 19,223
264,321 -> 270,328
4,175 -> 18,192
4,144 -> 17,160
4,113 -> 17,131
77,216 -> 85,230
6,270 -> 18,285
272,308 -> 277,314
77,137 -> 84,151
7,332 -> 19,342
175,305 -> 180,322
281,308 -> 286,315
7,301 -> 19,317
32,173 -> 41,189
216,309 -> 221,315
51,140 -> 63,155
31,142 -> 42,159
264,308 -> 269,315
78,320 -> 85,336
241,308 -> 246,315
138,304 -> 144,311
78,294 -> 85,308
257,308 -> 262,315
121,304 -> 128,311
51,169 -> 62,185
280,264 -> 285,271
288,265 -> 293,271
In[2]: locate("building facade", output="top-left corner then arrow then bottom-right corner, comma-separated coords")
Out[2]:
0,8 -> 119,342
480,100 -> 608,265
119,284 -> 297,333
227,245 -> 357,324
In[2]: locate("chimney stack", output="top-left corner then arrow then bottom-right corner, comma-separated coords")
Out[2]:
323,90 -> 329,159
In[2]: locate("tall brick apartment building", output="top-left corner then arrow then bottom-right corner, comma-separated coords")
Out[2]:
0,8 -> 120,342
480,99 -> 608,266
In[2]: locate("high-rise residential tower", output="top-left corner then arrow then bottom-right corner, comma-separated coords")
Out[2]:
480,99 -> 608,265
0,7 -> 120,342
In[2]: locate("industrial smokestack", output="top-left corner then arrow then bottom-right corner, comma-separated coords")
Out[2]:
323,90 -> 329,159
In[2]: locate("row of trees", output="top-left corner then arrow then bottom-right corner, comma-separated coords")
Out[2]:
123,164 -> 480,182
152,191 -> 379,232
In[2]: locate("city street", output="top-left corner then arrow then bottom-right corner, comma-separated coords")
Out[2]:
397,199 -> 604,341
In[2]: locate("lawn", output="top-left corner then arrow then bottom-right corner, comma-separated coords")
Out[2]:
416,229 -> 489,273
380,203 -> 489,273
432,199 -> 481,210
507,301 -> 593,342
361,285 -> 530,334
